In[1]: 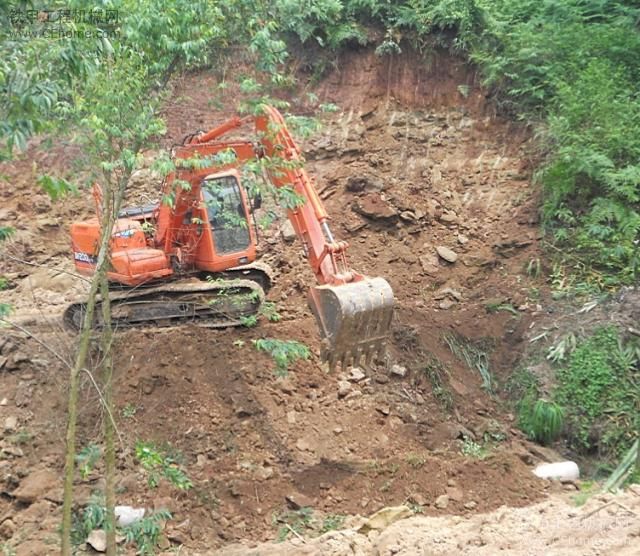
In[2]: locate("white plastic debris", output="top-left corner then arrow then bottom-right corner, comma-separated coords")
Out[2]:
533,461 -> 580,481
114,505 -> 146,527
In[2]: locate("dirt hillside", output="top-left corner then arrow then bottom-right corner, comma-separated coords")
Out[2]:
1,48 -> 627,555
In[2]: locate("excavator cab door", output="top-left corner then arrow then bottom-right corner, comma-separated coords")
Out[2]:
203,173 -> 252,255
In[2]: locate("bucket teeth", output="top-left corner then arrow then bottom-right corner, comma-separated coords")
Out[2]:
308,277 -> 394,371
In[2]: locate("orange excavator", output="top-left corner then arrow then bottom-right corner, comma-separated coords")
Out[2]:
66,105 -> 394,368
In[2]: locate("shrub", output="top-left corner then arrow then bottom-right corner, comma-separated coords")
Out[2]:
554,327 -> 640,457
135,441 -> 193,490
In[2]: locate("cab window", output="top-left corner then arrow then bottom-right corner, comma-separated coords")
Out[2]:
203,175 -> 250,254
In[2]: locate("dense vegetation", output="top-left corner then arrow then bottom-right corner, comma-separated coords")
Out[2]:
554,327 -> 640,458
516,326 -> 640,459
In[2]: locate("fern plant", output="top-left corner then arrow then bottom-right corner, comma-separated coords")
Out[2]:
121,510 -> 171,556
75,444 -> 101,480
253,338 -> 310,376
521,398 -> 565,445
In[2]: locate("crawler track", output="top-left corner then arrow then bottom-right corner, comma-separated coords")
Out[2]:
63,263 -> 273,331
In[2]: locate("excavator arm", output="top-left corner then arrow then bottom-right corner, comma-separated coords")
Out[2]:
254,106 -> 354,286
253,106 -> 394,369
173,106 -> 394,368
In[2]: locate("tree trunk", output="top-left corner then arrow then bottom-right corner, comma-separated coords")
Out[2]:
100,271 -> 117,556
60,202 -> 115,555
99,183 -> 117,556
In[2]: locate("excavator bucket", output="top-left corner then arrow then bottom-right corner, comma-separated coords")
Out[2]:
308,277 -> 394,370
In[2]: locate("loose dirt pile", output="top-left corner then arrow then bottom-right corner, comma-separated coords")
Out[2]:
216,487 -> 640,556
2,48 -> 633,554
215,487 -> 640,556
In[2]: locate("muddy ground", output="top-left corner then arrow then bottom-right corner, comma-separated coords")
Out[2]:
0,48 -> 625,554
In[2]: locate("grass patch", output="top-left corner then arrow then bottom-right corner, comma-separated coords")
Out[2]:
8,429 -> 33,446
485,301 -> 519,316
518,397 -> 564,446
572,481 -> 597,507
505,367 -> 540,401
460,437 -> 488,460
405,453 -> 426,469
421,354 -> 454,411
320,514 -> 345,534
443,332 -> 494,393
272,507 -> 345,542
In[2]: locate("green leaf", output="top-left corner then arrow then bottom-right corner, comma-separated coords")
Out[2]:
37,175 -> 78,201
0,226 -> 15,241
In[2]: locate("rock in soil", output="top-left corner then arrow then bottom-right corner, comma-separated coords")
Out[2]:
390,364 -> 407,378
285,492 -> 314,510
115,506 -> 145,527
347,367 -> 366,382
12,469 -> 57,504
446,487 -> 464,502
3,415 -> 18,433
353,193 -> 398,222
254,466 -> 274,481
280,220 -> 297,243
419,254 -> 440,276
346,174 -> 387,193
86,529 -> 107,552
440,211 -> 458,224
436,246 -> 458,263
439,299 -> 455,310
1,446 -> 24,458
337,380 -> 352,398
0,519 -> 16,540
357,505 -> 413,533
435,287 -> 463,301
14,382 -> 32,407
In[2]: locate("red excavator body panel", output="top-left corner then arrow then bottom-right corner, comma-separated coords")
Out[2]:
70,218 -> 172,286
